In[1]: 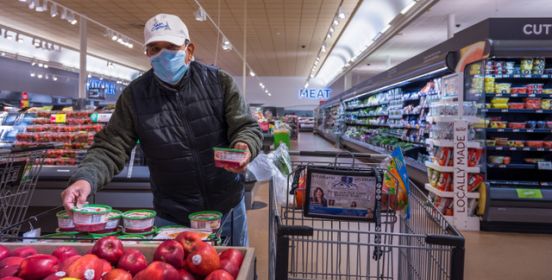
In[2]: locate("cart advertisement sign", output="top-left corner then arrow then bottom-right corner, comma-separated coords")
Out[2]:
304,167 -> 379,221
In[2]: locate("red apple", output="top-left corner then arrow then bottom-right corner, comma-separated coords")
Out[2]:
91,236 -> 124,264
51,246 -> 79,263
133,261 -> 180,280
103,268 -> 132,280
18,254 -> 59,280
43,271 -> 67,280
178,269 -> 196,280
219,249 -> 243,278
66,254 -> 109,280
175,232 -> 204,254
185,243 -> 220,277
61,255 -> 81,272
154,240 -> 186,269
117,249 -> 147,276
0,245 -> 9,262
9,247 -> 36,258
205,269 -> 235,280
0,257 -> 24,278
0,276 -> 23,280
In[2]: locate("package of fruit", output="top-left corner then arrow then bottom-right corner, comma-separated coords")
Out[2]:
213,147 -> 248,169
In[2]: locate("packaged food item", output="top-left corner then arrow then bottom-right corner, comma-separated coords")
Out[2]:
436,172 -> 452,191
492,103 -> 508,109
508,122 -> 526,129
489,156 -> 504,164
213,147 -> 248,169
543,89 -> 552,94
491,97 -> 509,104
435,147 -> 453,166
508,103 -> 525,109
537,121 -> 546,129
101,210 -> 122,233
541,99 -> 551,110
521,59 -> 534,74
189,211 -> 223,232
526,141 -> 544,148
507,140 -> 525,147
72,204 -> 112,232
57,210 -> 75,232
543,141 -> 552,149
510,87 -> 527,94
433,197 -> 453,213
505,61 -> 515,75
468,174 -> 484,192
484,77 -> 495,93
429,169 -> 440,187
122,210 -> 156,233
486,140 -> 496,146
547,121 -> 552,128
494,138 -> 508,146
468,148 -> 482,167
490,121 -> 507,128
527,84 -> 544,94
503,156 -> 511,165
533,58 -> 545,75
527,121 -> 538,129
494,83 -> 511,94
525,98 -> 542,109
469,63 -> 482,75
524,158 -> 545,164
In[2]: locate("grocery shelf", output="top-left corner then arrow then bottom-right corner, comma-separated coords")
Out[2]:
345,103 -> 388,110
473,73 -> 552,79
487,146 -> 552,152
425,161 -> 481,173
426,115 -> 483,123
485,93 -> 552,98
483,108 -> 552,114
482,128 -> 552,133
425,139 -> 482,149
487,163 -> 537,169
425,183 -> 480,199
486,180 -> 552,187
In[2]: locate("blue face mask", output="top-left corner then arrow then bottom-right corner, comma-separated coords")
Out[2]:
150,48 -> 189,85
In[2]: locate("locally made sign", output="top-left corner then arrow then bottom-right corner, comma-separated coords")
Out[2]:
299,88 -> 331,100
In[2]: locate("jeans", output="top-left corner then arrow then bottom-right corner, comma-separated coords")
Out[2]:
154,197 -> 249,246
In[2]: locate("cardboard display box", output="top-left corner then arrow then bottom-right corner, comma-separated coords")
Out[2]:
0,242 -> 255,280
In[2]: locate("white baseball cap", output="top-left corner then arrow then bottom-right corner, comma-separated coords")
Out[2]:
144,13 -> 190,46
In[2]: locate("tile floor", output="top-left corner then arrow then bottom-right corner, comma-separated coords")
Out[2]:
246,132 -> 552,280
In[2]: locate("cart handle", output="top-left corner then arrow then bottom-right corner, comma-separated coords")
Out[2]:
289,150 -> 387,158
277,225 -> 313,237
425,234 -> 465,247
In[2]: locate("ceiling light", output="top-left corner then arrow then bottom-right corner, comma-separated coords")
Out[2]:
111,34 -> 118,41
0,52 -> 5,56
35,0 -> 47,12
381,24 -> 391,33
30,72 -> 36,77
222,36 -> 232,51
28,0 -> 36,10
310,74 -> 314,78
52,76 -> 58,81
249,71 -> 255,77
45,75 -> 49,80
44,64 -> 48,68
15,34 -> 23,43
70,18 -> 78,25
50,3 -> 57,17
338,7 -> 346,19
259,83 -> 264,88
37,74 -> 43,79
195,7 -> 207,21
32,38 -> 41,47
268,93 -> 272,96
305,82 -> 309,88
400,0 -> 417,15
327,33 -> 332,39
5,31 -> 14,40
60,7 -> 67,20
31,61 -> 36,66
333,19 -> 339,26
264,90 -> 268,94
329,27 -> 335,33
321,44 -> 327,53
87,74 -> 91,78
19,0 -> 28,2
38,63 -> 43,68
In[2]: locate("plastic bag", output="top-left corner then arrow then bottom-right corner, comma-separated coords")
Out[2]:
247,153 -> 274,181
269,143 -> 292,176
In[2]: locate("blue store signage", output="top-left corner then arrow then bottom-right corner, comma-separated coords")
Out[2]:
299,88 -> 331,100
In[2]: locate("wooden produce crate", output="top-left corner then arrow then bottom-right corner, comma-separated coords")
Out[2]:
0,242 -> 255,280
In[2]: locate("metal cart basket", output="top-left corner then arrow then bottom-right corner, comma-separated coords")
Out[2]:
0,145 -> 51,238
269,151 -> 464,280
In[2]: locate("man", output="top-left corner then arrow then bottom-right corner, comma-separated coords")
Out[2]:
61,13 -> 262,246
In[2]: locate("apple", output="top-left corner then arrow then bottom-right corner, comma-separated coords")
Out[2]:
51,246 -> 79,263
102,268 -> 132,280
219,249 -> 243,278
0,257 -> 24,278
18,254 -> 59,280
175,232 -> 204,254
0,277 -> 23,280
178,269 -> 196,280
205,269 -> 235,280
116,249 -> 147,276
0,245 -> 9,262
61,255 -> 81,272
154,240 -> 186,269
133,261 -> 180,280
43,271 -> 67,280
9,247 -> 36,258
185,243 -> 220,277
66,254 -> 110,280
91,236 -> 124,264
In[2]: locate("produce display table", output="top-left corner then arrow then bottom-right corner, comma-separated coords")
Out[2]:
0,242 -> 256,280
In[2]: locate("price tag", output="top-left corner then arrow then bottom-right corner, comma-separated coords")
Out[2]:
511,147 -> 517,151
496,147 -> 503,150
499,164 -> 506,168
516,188 -> 543,199
501,109 -> 508,112
497,129 -> 505,132
512,94 -> 518,97
538,161 -> 552,170
22,228 -> 41,243
537,148 -> 545,151
527,129 -> 534,133
514,74 -> 521,78
50,114 -> 66,123
529,94 -> 536,97
523,147 -> 530,151
513,129 -> 520,132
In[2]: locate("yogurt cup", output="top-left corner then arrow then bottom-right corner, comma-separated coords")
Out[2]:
213,147 -> 247,168
103,210 -> 122,232
57,210 -> 75,232
122,210 -> 156,233
188,211 -> 223,232
72,204 -> 112,233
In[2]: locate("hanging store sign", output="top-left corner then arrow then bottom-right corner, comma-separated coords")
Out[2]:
490,18 -> 552,40
299,88 -> 331,100
86,78 -> 118,100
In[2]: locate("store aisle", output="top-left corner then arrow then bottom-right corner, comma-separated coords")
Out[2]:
247,132 -> 552,280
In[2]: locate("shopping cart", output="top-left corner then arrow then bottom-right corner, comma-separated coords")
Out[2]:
269,151 -> 464,280
0,145 -> 52,238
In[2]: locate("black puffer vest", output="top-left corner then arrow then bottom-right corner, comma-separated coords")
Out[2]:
128,62 -> 243,225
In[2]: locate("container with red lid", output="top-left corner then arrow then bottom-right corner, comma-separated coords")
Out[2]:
72,204 -> 112,233
122,210 -> 156,233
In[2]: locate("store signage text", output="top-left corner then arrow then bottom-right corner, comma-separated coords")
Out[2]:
523,24 -> 552,36
86,78 -> 117,95
454,127 -> 468,214
299,88 -> 331,100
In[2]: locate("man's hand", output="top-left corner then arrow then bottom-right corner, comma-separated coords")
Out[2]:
225,142 -> 251,174
61,180 -> 92,212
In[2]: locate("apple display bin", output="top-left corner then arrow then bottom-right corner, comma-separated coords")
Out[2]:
0,242 -> 256,280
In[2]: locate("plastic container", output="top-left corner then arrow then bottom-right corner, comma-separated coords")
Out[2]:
97,210 -> 122,233
491,103 -> 508,109
486,140 -> 496,147
489,156 -> 504,164
213,147 -> 248,169
490,121 -> 507,128
508,103 -> 525,109
72,204 -> 112,233
122,210 -> 156,233
544,141 -> 552,149
526,141 -> 544,148
508,122 -> 526,129
494,84 -> 511,94
57,210 -> 75,232
189,211 -> 223,232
